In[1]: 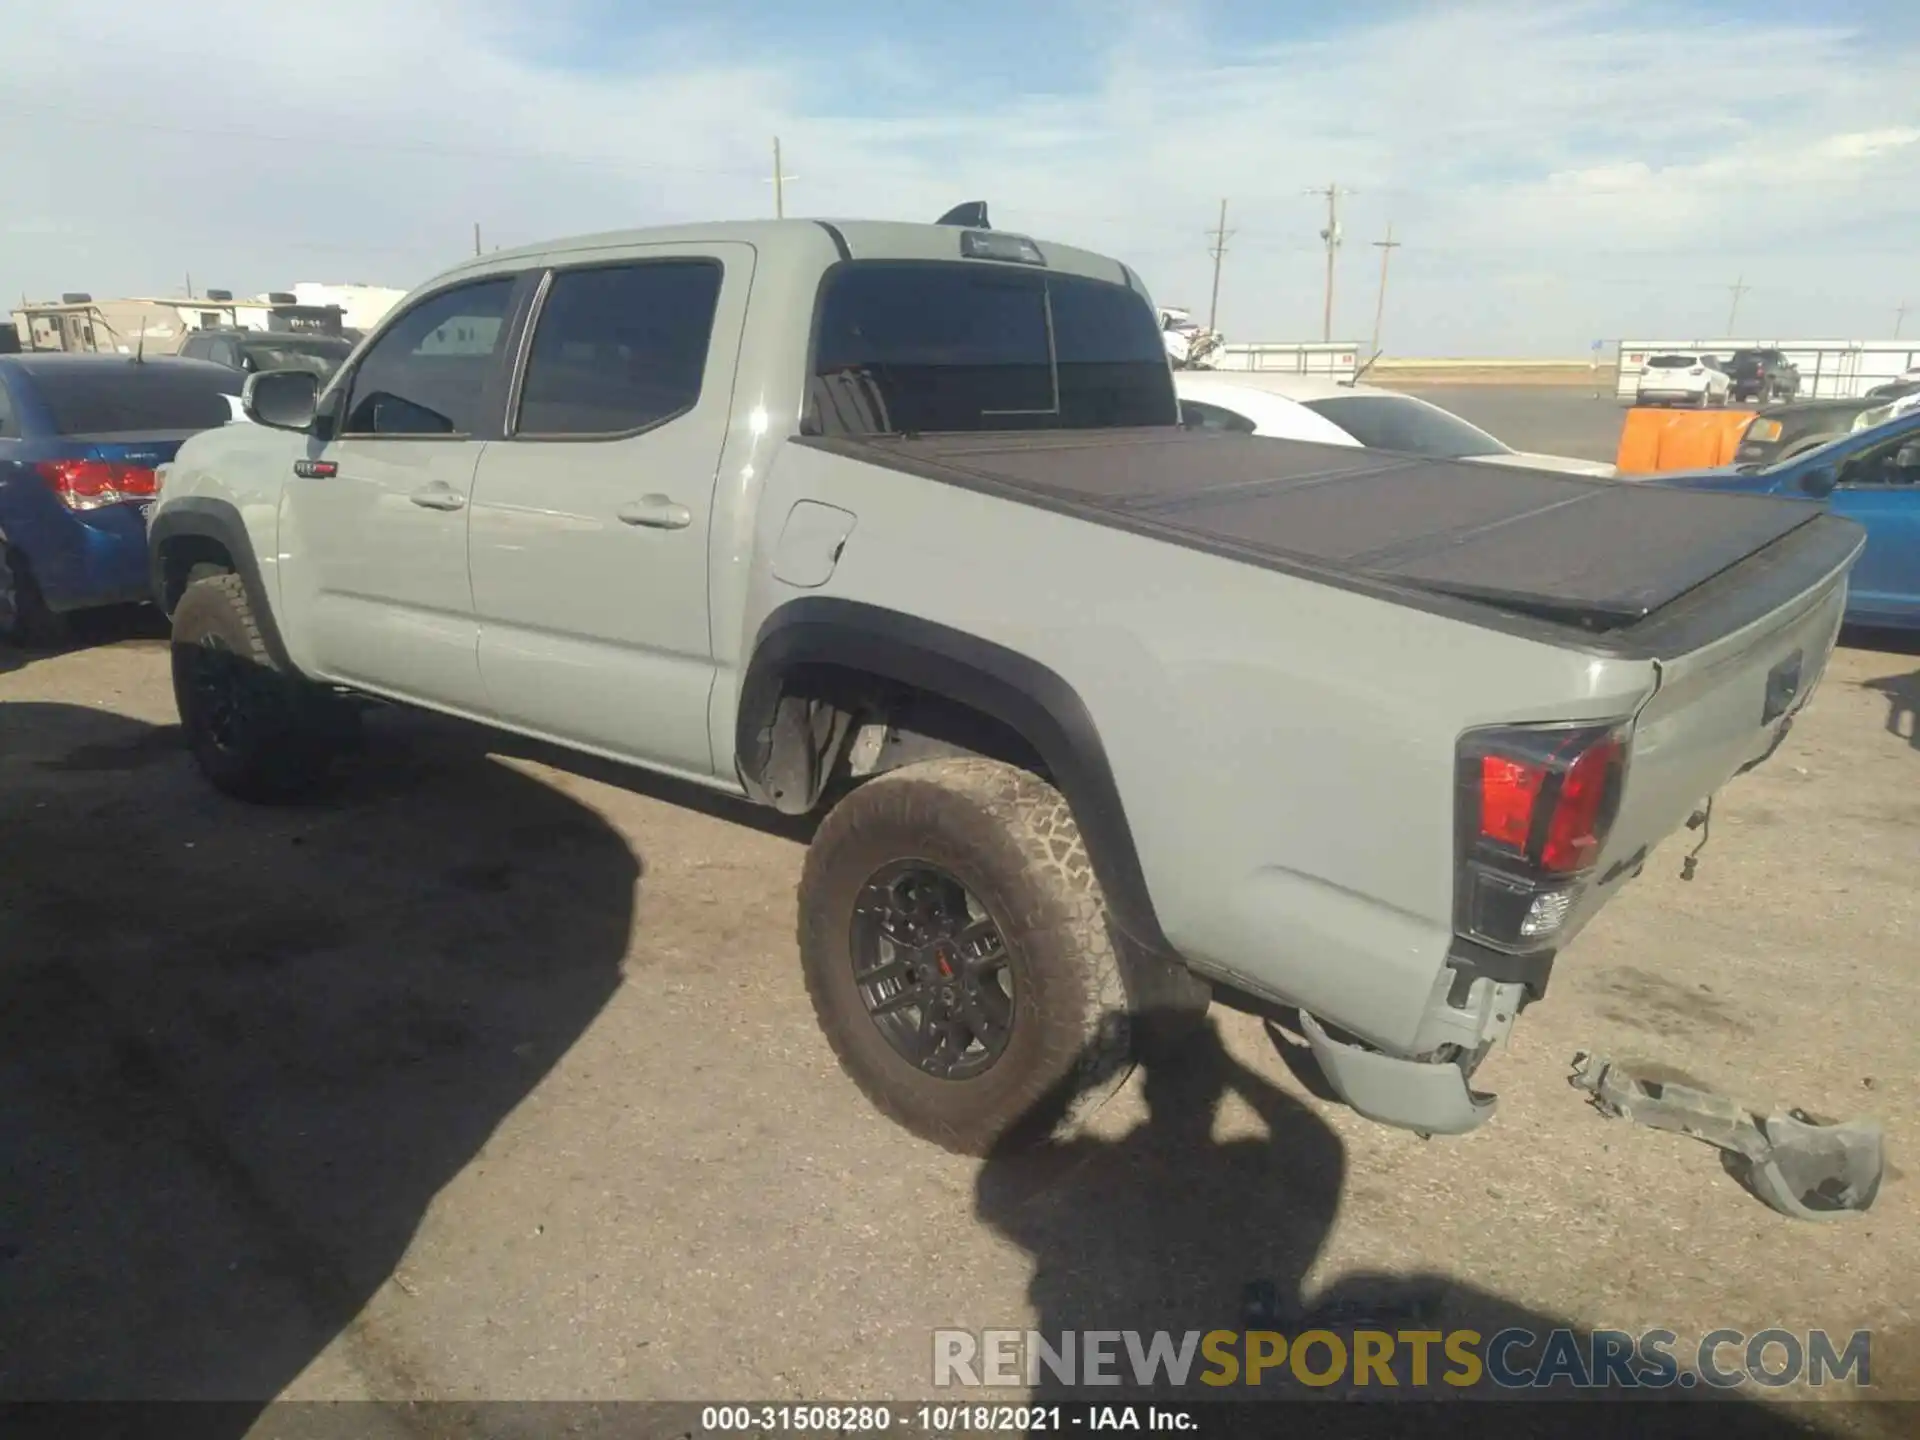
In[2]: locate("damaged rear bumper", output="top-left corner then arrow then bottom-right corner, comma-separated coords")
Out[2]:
1298,1011 -> 1496,1135
1299,960 -> 1533,1136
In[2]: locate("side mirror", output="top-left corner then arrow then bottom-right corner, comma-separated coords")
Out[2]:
242,368 -> 319,432
1798,466 -> 1837,498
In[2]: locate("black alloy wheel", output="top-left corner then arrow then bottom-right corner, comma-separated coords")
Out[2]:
178,632 -> 262,759
169,571 -> 349,802
796,757 -> 1143,1154
851,861 -> 1015,1079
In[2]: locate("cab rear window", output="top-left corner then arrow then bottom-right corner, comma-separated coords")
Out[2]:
808,261 -> 1177,434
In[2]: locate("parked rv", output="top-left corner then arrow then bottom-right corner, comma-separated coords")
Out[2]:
11,290 -> 349,357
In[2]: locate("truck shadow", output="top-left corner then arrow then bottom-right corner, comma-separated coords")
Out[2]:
973,1017 -> 1868,1436
0,702 -> 635,1430
1860,669 -> 1919,753
388,708 -> 822,848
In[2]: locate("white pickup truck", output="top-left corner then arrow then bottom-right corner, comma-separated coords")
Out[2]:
147,211 -> 1863,1154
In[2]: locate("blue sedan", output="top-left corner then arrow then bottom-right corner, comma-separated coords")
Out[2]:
0,354 -> 241,642
1653,407 -> 1920,630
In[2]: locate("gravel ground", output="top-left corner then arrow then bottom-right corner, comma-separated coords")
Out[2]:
1,563 -> 1914,1434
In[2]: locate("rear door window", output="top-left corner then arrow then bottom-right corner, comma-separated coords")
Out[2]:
514,260 -> 723,437
1646,355 -> 1697,368
809,262 -> 1176,433
30,362 -> 242,435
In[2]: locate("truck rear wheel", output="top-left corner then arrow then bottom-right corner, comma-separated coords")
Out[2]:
170,572 -> 352,803
797,757 -> 1139,1155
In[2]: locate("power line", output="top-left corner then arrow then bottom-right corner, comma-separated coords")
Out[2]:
1725,275 -> 1752,335
1204,199 -> 1235,333
1305,182 -> 1355,342
1369,222 -> 1402,361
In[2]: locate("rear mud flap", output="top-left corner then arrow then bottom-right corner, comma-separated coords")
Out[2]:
1569,1052 -> 1884,1221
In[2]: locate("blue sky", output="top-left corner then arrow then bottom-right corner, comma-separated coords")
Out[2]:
4,0 -> 1917,353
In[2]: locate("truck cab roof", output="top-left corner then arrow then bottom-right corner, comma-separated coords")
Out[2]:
431,217 -> 1142,293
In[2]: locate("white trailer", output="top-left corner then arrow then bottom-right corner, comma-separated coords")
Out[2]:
1214,341 -> 1362,382
1615,339 -> 1920,402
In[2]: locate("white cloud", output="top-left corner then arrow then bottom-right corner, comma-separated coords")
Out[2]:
2,0 -> 1916,352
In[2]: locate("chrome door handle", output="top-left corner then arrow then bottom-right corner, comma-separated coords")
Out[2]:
409,485 -> 467,512
617,494 -> 692,530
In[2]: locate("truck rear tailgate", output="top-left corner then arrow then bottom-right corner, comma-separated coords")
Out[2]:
1585,512 -> 1862,904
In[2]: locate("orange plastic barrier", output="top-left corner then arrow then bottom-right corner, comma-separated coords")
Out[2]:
1615,407 -> 1758,476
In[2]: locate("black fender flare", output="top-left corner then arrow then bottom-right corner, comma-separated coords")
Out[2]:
736,596 -> 1168,952
147,497 -> 296,670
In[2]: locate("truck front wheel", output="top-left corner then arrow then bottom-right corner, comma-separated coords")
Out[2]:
170,572 -> 353,803
798,757 -> 1137,1155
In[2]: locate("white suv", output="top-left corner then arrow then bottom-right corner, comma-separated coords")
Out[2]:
1636,353 -> 1731,408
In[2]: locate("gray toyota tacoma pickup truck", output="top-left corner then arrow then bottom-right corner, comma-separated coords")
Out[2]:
146,210 -> 1863,1154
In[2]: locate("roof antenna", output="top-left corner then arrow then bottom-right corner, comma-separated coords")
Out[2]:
936,202 -> 990,229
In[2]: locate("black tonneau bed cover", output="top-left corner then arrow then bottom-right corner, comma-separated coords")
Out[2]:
808,428 -> 1836,633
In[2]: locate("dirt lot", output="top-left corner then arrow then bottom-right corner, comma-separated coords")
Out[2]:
1,602 -> 1915,1432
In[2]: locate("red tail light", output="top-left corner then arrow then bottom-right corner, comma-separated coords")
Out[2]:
34,460 -> 159,511
1479,756 -> 1545,849
1541,734 -> 1622,873
1457,722 -> 1630,953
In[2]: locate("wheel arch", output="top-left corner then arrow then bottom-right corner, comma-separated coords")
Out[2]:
148,497 -> 295,669
736,596 -> 1168,952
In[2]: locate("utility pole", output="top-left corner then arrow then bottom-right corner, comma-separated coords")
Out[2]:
1895,301 -> 1909,339
185,272 -> 193,299
1725,275 -> 1751,336
1307,182 -> 1352,342
1369,222 -> 1401,361
768,136 -> 798,219
1204,199 -> 1234,333
474,222 -> 482,258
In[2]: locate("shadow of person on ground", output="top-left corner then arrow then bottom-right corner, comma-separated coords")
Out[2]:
1860,668 -> 1920,753
0,702 -> 636,1435
974,1013 -> 1856,1437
